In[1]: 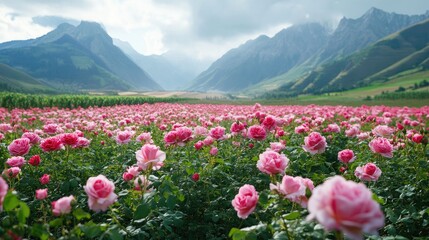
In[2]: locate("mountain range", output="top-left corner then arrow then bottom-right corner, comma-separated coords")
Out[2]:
188,7 -> 429,94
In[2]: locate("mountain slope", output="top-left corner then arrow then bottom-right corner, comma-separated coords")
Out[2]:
189,23 -> 329,92
286,19 -> 429,94
0,63 -> 56,93
0,35 -> 131,91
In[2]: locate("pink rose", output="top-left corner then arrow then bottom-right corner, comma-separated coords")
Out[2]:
60,133 -> 79,146
247,125 -> 267,141
5,167 -> 21,178
355,163 -> 382,182
136,144 -> 166,170
40,174 -> 50,185
372,125 -> 394,138
262,115 -> 277,131
52,195 -> 74,216
369,137 -> 393,158
40,136 -> 64,152
193,126 -> 208,137
231,184 -> 259,219
230,122 -> 245,135
257,150 -> 289,175
270,175 -> 314,207
303,132 -> 327,155
345,125 -> 360,138
175,127 -> 193,146
136,132 -> 153,144
307,176 -> 384,240
73,137 -> 91,148
6,156 -> 26,168
194,141 -> 204,150
210,147 -> 218,156
324,123 -> 340,133
209,126 -> 226,140
203,136 -> 214,146
122,172 -> 134,181
164,131 -> 178,145
412,133 -> 423,144
84,175 -> 118,212
43,123 -> 59,135
28,155 -> 41,166
22,132 -> 41,145
269,142 -> 285,152
115,130 -> 135,144
8,138 -> 31,156
0,177 -> 8,211
36,188 -> 48,200
337,149 -> 356,164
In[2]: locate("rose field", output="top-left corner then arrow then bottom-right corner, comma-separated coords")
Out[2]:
0,102 -> 428,240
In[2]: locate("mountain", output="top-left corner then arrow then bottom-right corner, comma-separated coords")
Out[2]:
189,23 -> 329,92
189,8 -> 429,93
113,39 -> 198,90
0,63 -> 56,93
0,21 -> 163,91
285,19 -> 429,94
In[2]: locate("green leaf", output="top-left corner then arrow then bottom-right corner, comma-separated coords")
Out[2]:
229,228 -> 247,240
107,227 -> 124,240
273,231 -> 289,240
30,224 -> 49,240
372,193 -> 385,205
3,192 -> 20,211
134,202 -> 151,220
284,211 -> 301,220
17,202 -> 30,224
80,222 -> 103,238
73,208 -> 91,221
49,218 -> 63,228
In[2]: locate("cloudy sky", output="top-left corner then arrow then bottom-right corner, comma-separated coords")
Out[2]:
1,0 -> 429,62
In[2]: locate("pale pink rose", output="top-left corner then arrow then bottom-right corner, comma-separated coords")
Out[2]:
0,177 -> 8,211
52,195 -> 74,216
269,142 -> 285,152
136,132 -> 153,144
372,125 -> 394,138
36,188 -> 48,200
0,123 -> 12,133
209,126 -> 226,140
22,132 -> 41,145
203,136 -> 214,146
60,133 -> 79,146
126,166 -> 140,177
323,123 -> 340,133
294,125 -> 309,134
270,175 -> 313,207
369,137 -> 394,158
303,132 -> 327,155
357,132 -> 370,141
307,176 -> 384,240
210,147 -> 218,156
257,150 -> 289,175
0,133 -> 4,141
345,125 -> 360,138
337,149 -> 356,164
134,175 -> 153,192
176,127 -> 193,146
355,163 -> 382,182
247,125 -> 267,141
164,131 -> 178,145
230,122 -> 245,135
231,184 -> 259,219
40,136 -> 64,152
8,138 -> 31,156
115,130 -> 135,144
73,137 -> 91,148
84,175 -> 118,212
262,115 -> 277,131
136,144 -> 166,170
5,167 -> 21,178
6,156 -> 26,168
43,123 -> 59,135
193,126 -> 208,137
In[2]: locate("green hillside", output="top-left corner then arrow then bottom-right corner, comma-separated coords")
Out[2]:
0,63 -> 56,93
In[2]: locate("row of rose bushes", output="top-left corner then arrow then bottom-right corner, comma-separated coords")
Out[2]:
0,103 -> 428,239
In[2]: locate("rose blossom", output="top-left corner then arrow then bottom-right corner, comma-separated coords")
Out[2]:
40,136 -> 64,152
194,141 -> 204,150
269,142 -> 286,152
4,167 -> 21,178
302,132 -> 327,155
176,127 -> 193,146
262,115 -> 277,131
40,174 -> 50,185
209,147 -> 218,156
230,122 -> 245,135
6,156 -> 26,168
257,150 -> 289,175
115,130 -> 135,144
22,132 -> 41,145
247,125 -> 267,141
369,137 -> 394,158
28,155 -> 41,166
60,133 -> 79,146
136,144 -> 166,170
337,149 -> 356,164
231,184 -> 259,219
372,125 -> 394,138
36,189 -> 48,200
136,132 -> 153,144
0,177 -> 8,211
84,175 -> 118,212
412,133 -> 423,144
307,176 -> 384,240
8,138 -> 31,156
270,175 -> 314,207
192,173 -> 200,181
73,137 -> 91,148
209,126 -> 226,140
164,131 -> 178,145
52,195 -> 74,216
355,163 -> 382,182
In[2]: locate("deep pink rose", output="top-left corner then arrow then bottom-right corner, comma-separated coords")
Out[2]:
257,150 -> 289,175
52,195 -> 74,216
28,155 -> 41,166
84,175 -> 118,212
412,133 -> 423,144
262,115 -> 277,131
230,122 -> 245,135
307,176 -> 384,240
355,163 -> 382,182
6,156 -> 26,168
60,133 -> 79,146
192,173 -> 200,181
209,126 -> 226,140
136,144 -> 166,170
164,131 -> 178,145
303,132 -> 327,155
115,130 -> 135,144
40,136 -> 64,152
369,137 -> 393,158
247,125 -> 267,141
231,184 -> 259,219
0,177 -> 8,211
36,188 -> 48,200
175,127 -> 193,146
194,141 -> 204,150
8,138 -> 31,156
337,149 -> 356,164
40,174 -> 50,185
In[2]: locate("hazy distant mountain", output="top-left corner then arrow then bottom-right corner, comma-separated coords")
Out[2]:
113,39 -> 199,90
285,19 -> 429,94
189,7 -> 429,93
189,23 -> 329,92
0,21 -> 163,91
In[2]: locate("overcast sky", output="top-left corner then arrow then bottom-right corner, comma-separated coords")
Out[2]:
1,0 -> 429,61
